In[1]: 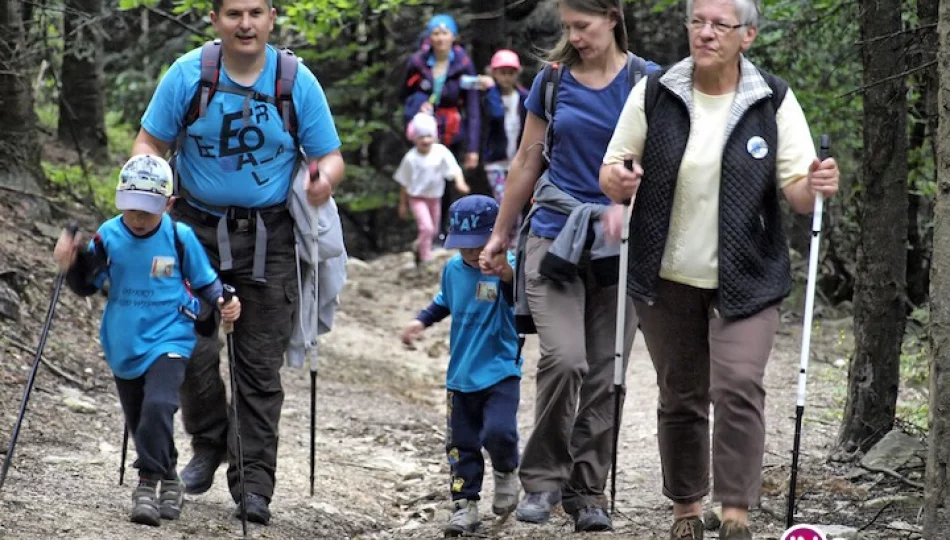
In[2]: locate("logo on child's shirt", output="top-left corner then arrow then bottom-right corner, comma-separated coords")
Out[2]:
151,256 -> 176,278
475,281 -> 498,302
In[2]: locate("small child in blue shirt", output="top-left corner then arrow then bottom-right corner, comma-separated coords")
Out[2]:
53,154 -> 241,527
400,195 -> 522,537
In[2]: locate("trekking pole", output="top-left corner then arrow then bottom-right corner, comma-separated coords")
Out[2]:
610,160 -> 634,515
309,242 -> 320,498
786,135 -> 830,528
309,357 -> 317,497
222,285 -> 247,537
0,223 -> 78,492
119,424 -> 129,485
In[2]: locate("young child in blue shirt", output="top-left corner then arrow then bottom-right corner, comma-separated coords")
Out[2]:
53,154 -> 241,527
400,195 -> 521,537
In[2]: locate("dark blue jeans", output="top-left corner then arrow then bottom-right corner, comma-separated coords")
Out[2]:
114,354 -> 188,480
446,376 -> 520,501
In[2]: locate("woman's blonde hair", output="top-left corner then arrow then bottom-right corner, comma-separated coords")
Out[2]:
546,0 -> 628,66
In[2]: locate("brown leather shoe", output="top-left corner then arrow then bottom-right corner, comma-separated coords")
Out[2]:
670,516 -> 704,539
719,520 -> 752,540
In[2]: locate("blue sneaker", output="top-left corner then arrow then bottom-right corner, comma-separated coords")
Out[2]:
515,491 -> 560,524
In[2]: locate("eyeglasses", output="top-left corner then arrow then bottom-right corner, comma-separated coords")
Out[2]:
686,18 -> 745,36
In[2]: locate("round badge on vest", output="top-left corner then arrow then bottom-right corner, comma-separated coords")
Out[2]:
421,79 -> 432,92
747,136 -> 769,159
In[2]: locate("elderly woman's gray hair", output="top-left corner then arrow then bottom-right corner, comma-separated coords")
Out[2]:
686,0 -> 760,27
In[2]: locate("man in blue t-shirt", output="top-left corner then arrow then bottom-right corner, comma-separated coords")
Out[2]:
130,0 -> 344,524
401,195 -> 522,537
53,154 -> 241,528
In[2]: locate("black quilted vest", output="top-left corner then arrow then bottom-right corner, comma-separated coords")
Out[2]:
628,68 -> 791,319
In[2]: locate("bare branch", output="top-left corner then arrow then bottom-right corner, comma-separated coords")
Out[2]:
838,60 -> 937,98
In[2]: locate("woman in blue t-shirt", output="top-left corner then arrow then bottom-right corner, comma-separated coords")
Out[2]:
479,0 -> 657,532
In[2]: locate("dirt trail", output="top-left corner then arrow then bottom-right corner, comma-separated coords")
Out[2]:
0,211 -> 905,539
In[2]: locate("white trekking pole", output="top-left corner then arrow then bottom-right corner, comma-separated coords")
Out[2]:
610,159 -> 635,515
786,134 -> 830,527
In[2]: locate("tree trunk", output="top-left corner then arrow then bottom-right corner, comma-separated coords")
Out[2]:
836,0 -> 907,454
0,1 -> 45,198
469,0 -> 505,74
58,0 -> 107,162
924,1 -> 950,534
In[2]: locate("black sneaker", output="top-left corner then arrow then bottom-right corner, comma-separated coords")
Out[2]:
159,475 -> 185,520
129,479 -> 161,527
573,506 -> 613,532
180,450 -> 223,495
234,492 -> 271,525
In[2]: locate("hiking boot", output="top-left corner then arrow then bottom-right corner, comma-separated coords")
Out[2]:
234,492 -> 271,525
515,491 -> 560,524
719,520 -> 752,540
443,499 -> 480,537
573,506 -> 613,532
180,449 -> 223,495
158,475 -> 185,520
670,516 -> 704,540
129,480 -> 161,527
491,470 -> 519,516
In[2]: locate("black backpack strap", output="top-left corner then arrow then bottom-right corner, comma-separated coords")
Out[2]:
171,219 -> 186,273
540,62 -> 561,165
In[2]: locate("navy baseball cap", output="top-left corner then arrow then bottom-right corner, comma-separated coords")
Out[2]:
444,195 -> 498,249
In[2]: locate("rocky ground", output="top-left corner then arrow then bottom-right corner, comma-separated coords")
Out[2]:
0,195 -> 928,539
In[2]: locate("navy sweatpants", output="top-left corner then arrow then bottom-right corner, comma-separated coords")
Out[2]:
446,376 -> 520,501
114,353 -> 188,481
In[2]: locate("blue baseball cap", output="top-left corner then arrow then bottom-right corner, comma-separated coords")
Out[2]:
427,14 -> 458,37
444,195 -> 498,249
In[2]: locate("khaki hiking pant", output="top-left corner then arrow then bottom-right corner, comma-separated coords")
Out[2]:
519,235 -> 638,512
634,279 -> 779,508
172,200 -> 298,503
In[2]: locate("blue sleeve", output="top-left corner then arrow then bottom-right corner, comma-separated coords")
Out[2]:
179,225 -> 218,290
483,86 -> 505,119
524,71 -> 546,119
140,58 -> 192,143
646,60 -> 661,74
65,238 -> 107,296
293,63 -> 342,158
195,279 -> 224,306
418,268 -> 451,326
463,64 -> 481,154
404,92 -> 429,124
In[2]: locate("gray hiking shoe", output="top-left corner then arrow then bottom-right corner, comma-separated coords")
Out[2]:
444,499 -> 480,537
515,491 -> 560,524
491,470 -> 519,516
159,475 -> 185,520
670,516 -> 704,539
573,506 -> 613,532
129,481 -> 161,527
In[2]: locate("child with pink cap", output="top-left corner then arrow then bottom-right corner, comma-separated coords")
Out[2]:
396,113 -> 471,266
477,49 -> 529,245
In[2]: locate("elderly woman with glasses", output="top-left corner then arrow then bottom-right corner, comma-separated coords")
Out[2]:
599,0 -> 839,539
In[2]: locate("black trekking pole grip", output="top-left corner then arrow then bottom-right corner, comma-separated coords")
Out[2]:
221,284 -> 236,334
67,222 -> 79,237
622,159 -> 635,206
819,135 -> 830,161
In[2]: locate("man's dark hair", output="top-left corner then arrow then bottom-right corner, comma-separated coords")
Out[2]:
212,0 -> 273,13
